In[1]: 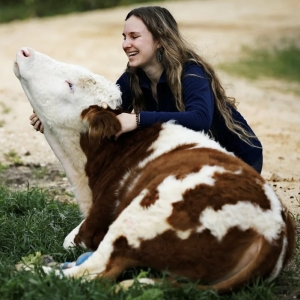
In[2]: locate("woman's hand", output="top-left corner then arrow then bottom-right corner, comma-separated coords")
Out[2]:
29,112 -> 44,133
115,113 -> 137,138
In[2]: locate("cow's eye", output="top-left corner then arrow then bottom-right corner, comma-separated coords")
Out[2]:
66,81 -> 74,91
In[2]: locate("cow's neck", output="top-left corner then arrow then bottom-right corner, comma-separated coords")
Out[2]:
43,127 -> 92,216
82,124 -> 162,193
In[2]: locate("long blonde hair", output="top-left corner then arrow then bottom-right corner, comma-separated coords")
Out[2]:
125,6 -> 256,145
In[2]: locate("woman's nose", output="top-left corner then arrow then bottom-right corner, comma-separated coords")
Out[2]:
122,39 -> 131,50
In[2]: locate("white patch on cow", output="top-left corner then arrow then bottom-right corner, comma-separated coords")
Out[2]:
176,229 -> 192,239
63,220 -> 85,249
118,278 -> 155,291
118,170 -> 130,189
136,278 -> 155,285
118,171 -> 142,199
42,266 -> 64,278
138,122 -> 231,169
78,241 -> 88,249
197,201 -> 284,242
115,200 -> 120,208
62,238 -> 114,279
44,128 -> 92,215
263,183 -> 284,219
267,236 -> 288,282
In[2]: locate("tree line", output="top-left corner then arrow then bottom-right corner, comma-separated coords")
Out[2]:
0,0 -> 163,23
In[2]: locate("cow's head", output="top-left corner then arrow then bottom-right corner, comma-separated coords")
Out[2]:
13,47 -> 122,132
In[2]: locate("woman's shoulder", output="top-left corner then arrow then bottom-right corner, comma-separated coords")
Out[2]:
116,71 -> 129,85
183,61 -> 207,77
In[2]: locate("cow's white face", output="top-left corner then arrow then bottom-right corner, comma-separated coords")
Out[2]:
14,47 -> 121,131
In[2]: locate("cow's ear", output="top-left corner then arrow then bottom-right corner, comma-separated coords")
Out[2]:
82,105 -> 121,140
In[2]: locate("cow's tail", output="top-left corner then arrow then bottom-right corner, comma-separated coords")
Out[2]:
205,227 -> 294,294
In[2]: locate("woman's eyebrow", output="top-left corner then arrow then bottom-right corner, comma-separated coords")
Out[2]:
122,31 -> 141,36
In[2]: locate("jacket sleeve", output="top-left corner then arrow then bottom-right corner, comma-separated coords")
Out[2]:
140,64 -> 214,132
116,72 -> 133,112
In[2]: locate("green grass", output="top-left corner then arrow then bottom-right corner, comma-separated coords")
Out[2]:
0,186 -> 298,299
219,41 -> 300,83
0,162 -> 8,173
0,186 -> 82,262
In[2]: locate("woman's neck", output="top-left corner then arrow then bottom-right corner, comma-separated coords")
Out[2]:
144,64 -> 164,86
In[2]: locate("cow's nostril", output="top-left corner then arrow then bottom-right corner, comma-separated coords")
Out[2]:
21,48 -> 31,58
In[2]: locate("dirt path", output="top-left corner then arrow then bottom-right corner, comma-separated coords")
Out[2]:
0,0 -> 299,213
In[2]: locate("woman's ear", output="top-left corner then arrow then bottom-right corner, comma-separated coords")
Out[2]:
81,105 -> 121,142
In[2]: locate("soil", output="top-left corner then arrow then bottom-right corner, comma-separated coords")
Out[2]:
0,0 -> 299,211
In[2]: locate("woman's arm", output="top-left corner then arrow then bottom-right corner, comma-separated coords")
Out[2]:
116,64 -> 215,133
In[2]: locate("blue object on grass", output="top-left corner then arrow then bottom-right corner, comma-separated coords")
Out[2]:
76,252 -> 93,266
61,261 -> 76,269
60,252 -> 93,269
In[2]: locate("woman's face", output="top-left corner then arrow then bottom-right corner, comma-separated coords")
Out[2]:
122,16 -> 160,70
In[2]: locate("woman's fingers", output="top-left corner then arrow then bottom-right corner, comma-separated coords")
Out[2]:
30,117 -> 37,125
115,113 -> 137,138
29,112 -> 44,133
33,120 -> 41,131
29,112 -> 37,121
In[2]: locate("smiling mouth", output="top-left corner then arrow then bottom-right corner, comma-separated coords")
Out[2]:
128,52 -> 138,58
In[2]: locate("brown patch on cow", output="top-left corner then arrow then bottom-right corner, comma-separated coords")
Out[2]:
140,189 -> 159,208
178,168 -> 270,220
282,209 -> 296,267
81,105 -> 121,143
167,201 -> 199,231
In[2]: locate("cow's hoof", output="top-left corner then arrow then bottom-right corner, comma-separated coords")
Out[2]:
115,278 -> 156,292
42,266 -> 64,277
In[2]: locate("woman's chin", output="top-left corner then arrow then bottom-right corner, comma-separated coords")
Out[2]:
128,59 -> 140,68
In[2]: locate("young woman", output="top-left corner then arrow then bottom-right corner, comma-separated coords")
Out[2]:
115,6 -> 263,173
30,6 -> 263,173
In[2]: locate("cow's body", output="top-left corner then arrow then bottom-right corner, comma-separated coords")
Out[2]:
14,47 -> 295,293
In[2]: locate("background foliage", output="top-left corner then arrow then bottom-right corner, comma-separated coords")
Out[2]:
0,0 -> 163,23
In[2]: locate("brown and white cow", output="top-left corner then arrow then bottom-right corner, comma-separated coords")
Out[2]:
14,47 -> 295,293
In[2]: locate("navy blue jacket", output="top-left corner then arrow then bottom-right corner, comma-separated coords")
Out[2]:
116,63 -> 262,171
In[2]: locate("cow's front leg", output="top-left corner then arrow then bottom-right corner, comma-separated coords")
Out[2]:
73,218 -> 108,250
72,198 -> 117,250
